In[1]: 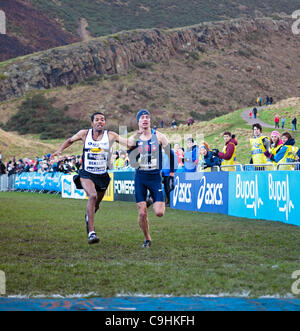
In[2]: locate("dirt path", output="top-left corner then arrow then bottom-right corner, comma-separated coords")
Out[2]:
241,106 -> 273,128
77,18 -> 91,41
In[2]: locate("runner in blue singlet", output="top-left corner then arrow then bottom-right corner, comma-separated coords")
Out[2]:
129,109 -> 175,248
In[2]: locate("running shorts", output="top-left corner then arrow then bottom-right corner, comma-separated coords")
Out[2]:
73,169 -> 111,192
135,170 -> 164,203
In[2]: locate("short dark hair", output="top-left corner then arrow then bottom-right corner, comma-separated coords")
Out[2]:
252,123 -> 262,131
91,112 -> 106,122
223,132 -> 232,136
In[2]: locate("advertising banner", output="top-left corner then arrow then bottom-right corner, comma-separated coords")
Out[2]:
14,172 -> 62,192
113,171 -> 135,202
171,172 -> 229,214
61,173 -> 114,201
229,171 -> 300,226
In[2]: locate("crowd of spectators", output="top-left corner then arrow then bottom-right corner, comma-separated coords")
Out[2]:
0,153 -> 82,176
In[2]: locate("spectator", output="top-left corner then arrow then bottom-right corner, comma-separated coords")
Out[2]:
249,110 -> 252,118
292,117 -> 297,131
171,119 -> 177,129
215,132 -> 238,170
257,97 -> 261,107
113,151 -> 125,169
267,132 -> 298,168
264,131 -> 283,163
266,96 -> 270,105
199,142 -> 221,170
274,114 -> 280,129
183,138 -> 199,172
250,123 -> 270,165
281,117 -> 285,129
0,159 -> 6,174
160,120 -> 164,128
253,107 -> 258,119
187,118 -> 195,127
270,97 -> 273,105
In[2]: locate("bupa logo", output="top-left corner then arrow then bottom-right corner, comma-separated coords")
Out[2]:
197,176 -> 223,210
268,174 -> 294,221
172,176 -> 192,206
235,174 -> 263,216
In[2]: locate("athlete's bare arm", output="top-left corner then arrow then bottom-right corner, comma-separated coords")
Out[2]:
108,131 -> 142,149
51,130 -> 88,159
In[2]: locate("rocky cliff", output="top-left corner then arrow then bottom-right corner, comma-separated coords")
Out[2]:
0,17 -> 296,102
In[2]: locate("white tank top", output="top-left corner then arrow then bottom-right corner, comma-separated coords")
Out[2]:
83,129 -> 110,175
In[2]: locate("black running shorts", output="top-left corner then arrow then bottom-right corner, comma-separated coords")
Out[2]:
73,169 -> 111,192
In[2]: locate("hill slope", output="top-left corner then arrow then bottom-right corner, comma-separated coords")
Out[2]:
0,17 -> 299,132
0,0 -> 79,62
29,0 -> 300,37
1,0 -> 300,61
1,98 -> 299,163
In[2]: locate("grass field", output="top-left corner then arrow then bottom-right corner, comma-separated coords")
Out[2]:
0,192 -> 299,298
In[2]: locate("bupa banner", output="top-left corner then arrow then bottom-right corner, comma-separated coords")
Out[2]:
61,175 -> 87,200
229,171 -> 300,226
61,173 -> 114,201
113,171 -> 135,202
171,172 -> 229,214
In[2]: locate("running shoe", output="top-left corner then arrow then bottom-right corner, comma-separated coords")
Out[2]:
88,232 -> 100,245
142,240 -> 152,248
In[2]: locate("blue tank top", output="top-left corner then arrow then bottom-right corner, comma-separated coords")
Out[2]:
135,129 -> 162,174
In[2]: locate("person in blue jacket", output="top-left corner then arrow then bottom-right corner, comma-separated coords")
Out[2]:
200,142 -> 222,169
183,138 -> 199,172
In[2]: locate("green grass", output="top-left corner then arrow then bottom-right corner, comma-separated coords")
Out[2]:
0,192 -> 299,298
28,0 -> 300,37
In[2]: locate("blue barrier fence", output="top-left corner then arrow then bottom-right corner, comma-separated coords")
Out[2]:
14,172 -> 63,192
1,170 -> 300,226
171,171 -> 300,227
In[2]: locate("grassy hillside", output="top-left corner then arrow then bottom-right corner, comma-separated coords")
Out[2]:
1,98 -> 299,164
29,0 -> 300,36
161,98 -> 300,165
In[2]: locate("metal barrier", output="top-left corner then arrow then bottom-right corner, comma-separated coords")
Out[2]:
276,163 -> 300,171
220,164 -> 243,172
243,163 -> 276,171
197,165 -> 220,172
0,174 -> 16,192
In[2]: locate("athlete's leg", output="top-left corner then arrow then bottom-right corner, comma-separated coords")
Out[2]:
137,201 -> 151,242
95,191 -> 106,214
153,201 -> 165,218
80,178 -> 98,233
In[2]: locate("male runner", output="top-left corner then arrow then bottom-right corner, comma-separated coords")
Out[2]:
129,109 -> 175,248
51,112 -> 136,245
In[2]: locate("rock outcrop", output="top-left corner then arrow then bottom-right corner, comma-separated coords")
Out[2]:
0,17 -> 294,102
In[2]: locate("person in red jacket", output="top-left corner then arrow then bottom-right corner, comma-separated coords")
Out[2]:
274,115 -> 280,129
212,132 -> 238,167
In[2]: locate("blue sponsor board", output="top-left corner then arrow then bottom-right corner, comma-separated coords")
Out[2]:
113,171 -> 135,202
229,171 -> 300,226
14,172 -> 63,192
171,172 -> 229,214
